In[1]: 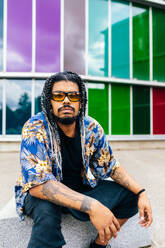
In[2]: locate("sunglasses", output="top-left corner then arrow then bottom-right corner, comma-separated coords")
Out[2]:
51,91 -> 81,102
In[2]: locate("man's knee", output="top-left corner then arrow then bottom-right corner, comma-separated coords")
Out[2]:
24,193 -> 62,224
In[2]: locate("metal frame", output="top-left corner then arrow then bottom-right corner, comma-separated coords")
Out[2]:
149,6 -> 153,81
85,0 -> 88,76
130,1 -> 133,80
108,84 -> 111,135
0,72 -> 165,87
130,85 -> 133,135
3,0 -> 7,73
108,0 -> 111,78
32,0 -> 36,73
107,134 -> 165,140
60,0 -> 64,72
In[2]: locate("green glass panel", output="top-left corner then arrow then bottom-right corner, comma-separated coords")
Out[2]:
88,83 -> 109,134
153,8 -> 165,82
111,0 -> 130,79
111,84 -> 130,135
133,86 -> 150,134
88,0 -> 108,77
133,4 -> 149,80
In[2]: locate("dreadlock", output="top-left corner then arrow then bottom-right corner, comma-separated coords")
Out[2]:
41,72 -> 87,174
41,71 -> 87,128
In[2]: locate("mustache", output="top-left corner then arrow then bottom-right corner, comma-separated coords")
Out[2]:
58,105 -> 75,113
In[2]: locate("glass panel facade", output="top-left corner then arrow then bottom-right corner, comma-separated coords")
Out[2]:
6,80 -> 31,134
0,81 -> 2,134
64,0 -> 85,74
7,0 -> 32,72
133,86 -> 150,134
111,0 -> 130,79
88,83 -> 109,134
153,8 -> 165,82
35,80 -> 45,114
0,0 -> 3,71
153,88 -> 165,134
36,0 -> 60,72
88,0 -> 108,77
0,1 -> 165,139
133,4 -> 149,80
111,84 -> 130,134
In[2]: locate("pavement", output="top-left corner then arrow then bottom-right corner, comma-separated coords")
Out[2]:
0,149 -> 165,247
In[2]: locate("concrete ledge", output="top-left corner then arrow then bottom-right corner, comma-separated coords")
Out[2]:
0,215 -> 151,248
0,198 -> 151,248
1,140 -> 165,152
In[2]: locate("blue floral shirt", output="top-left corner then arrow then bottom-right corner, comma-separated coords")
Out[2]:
15,112 -> 119,220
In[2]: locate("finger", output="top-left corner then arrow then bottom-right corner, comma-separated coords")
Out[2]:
109,223 -> 118,238
104,226 -> 111,242
98,229 -> 105,244
113,217 -> 120,231
139,207 -> 144,220
139,209 -> 152,228
145,210 -> 153,228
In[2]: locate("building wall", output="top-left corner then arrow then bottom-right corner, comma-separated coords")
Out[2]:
0,0 -> 165,141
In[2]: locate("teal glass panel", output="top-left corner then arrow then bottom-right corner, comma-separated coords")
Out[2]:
111,0 -> 130,79
133,4 -> 149,80
153,8 -> 165,82
35,80 -> 45,114
6,80 -> 31,134
0,0 -> 3,71
0,81 -> 2,134
111,84 -> 130,134
133,86 -> 150,134
88,0 -> 108,77
88,83 -> 109,134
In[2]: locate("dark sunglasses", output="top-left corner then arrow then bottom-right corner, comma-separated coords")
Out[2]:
51,91 -> 81,102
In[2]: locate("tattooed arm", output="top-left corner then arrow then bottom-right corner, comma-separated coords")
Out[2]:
29,180 -> 120,242
29,180 -> 95,213
110,164 -> 143,194
111,165 -> 153,228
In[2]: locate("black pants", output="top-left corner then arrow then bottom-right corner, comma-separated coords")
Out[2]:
24,180 -> 138,248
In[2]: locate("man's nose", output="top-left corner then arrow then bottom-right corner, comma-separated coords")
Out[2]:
63,95 -> 70,104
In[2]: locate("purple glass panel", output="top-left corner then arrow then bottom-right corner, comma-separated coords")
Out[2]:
36,0 -> 60,72
7,0 -> 32,72
64,0 -> 85,75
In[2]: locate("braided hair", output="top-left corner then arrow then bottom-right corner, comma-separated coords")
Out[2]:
41,72 -> 87,173
41,71 -> 87,128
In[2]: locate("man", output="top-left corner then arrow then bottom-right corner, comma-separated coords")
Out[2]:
15,71 -> 152,248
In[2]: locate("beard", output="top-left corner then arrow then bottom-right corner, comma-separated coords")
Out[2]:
52,104 -> 79,125
53,115 -> 78,125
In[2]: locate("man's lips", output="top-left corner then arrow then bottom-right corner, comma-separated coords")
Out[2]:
59,107 -> 74,113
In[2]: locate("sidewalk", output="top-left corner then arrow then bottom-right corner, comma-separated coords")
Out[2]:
0,149 -> 165,247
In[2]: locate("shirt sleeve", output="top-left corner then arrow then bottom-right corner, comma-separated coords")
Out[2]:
20,120 -> 56,193
89,123 -> 120,180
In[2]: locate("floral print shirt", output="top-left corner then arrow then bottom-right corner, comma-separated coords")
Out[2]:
15,111 -> 119,220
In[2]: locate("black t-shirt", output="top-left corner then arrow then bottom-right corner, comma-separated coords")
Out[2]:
58,123 -> 91,193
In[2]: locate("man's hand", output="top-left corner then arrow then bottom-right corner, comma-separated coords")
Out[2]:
138,191 -> 153,228
89,201 -> 120,243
